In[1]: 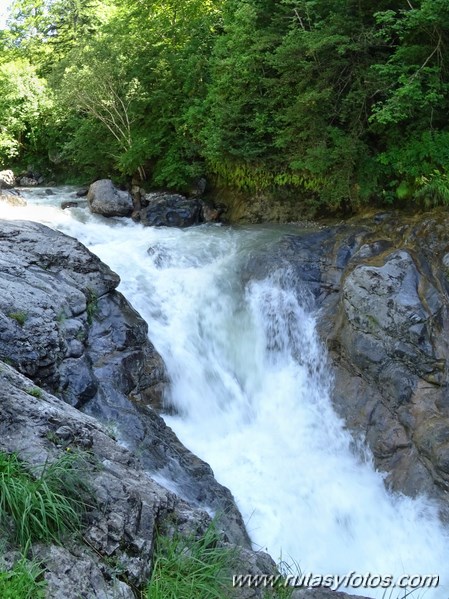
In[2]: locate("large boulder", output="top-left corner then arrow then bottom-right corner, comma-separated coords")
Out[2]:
0,169 -> 15,189
0,219 -> 250,548
16,175 -> 39,186
140,192 -> 202,227
87,179 -> 133,217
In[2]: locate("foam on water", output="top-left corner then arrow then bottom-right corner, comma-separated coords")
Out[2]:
10,187 -> 449,598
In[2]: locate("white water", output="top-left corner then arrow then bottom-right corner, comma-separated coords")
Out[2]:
5,187 -> 449,598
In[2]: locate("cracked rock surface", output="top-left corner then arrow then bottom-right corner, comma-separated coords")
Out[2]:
0,361 -> 274,597
0,219 -> 250,548
244,210 -> 449,513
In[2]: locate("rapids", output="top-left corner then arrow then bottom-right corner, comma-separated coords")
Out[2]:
4,186 -> 449,598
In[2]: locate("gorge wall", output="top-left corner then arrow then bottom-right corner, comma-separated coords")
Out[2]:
245,208 -> 449,516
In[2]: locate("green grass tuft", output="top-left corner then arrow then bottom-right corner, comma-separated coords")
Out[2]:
0,451 -> 88,549
86,289 -> 98,326
146,523 -> 235,599
0,556 -> 46,599
8,312 -> 27,327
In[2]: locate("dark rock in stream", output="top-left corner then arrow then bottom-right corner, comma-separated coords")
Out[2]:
244,210 -> 449,516
61,200 -> 80,209
0,219 -> 250,550
140,192 -> 202,227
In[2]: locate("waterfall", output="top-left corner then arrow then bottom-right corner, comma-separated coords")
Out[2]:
6,186 -> 449,598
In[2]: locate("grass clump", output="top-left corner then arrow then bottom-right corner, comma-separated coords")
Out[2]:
8,312 -> 27,327
0,451 -> 88,549
146,522 -> 235,599
0,556 -> 46,599
26,387 -> 42,399
86,289 -> 98,326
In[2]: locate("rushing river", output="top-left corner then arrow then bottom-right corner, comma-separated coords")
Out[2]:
4,186 -> 449,598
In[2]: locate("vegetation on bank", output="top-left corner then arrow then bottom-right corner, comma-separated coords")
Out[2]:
0,448 -> 289,598
0,451 -> 87,549
1,0 -> 448,213
146,522 -> 237,599
0,450 -> 90,597
0,446 -> 292,597
0,556 -> 46,599
146,521 -> 294,599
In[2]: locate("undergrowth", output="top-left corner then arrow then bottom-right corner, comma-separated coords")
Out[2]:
0,556 -> 46,599
146,522 -> 236,599
0,451 -> 89,548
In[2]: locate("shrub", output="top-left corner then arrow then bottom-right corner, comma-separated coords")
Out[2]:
8,312 -> 27,327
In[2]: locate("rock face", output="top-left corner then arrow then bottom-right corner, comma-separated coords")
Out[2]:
0,361 -> 275,598
213,187 -> 309,224
245,211 -> 449,514
87,179 -> 133,217
0,169 -> 15,188
200,198 -> 225,223
140,192 -> 202,227
17,175 -> 39,186
0,219 -> 250,548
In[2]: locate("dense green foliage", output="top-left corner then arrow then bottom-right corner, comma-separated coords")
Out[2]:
2,0 -> 449,211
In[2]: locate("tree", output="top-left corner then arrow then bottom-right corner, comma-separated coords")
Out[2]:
368,0 -> 449,202
6,0 -> 113,71
0,58 -> 52,165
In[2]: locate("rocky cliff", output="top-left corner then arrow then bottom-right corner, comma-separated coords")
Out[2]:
0,220 -> 251,560
0,358 -> 286,597
1,218 -> 361,599
245,209 -> 449,517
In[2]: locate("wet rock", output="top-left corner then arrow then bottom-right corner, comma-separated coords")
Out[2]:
61,201 -> 79,209
0,188 -> 27,207
87,179 -> 133,217
17,176 -> 39,186
247,212 -> 449,513
0,219 -> 250,548
200,199 -> 224,223
140,193 -> 202,227
0,360 -> 278,598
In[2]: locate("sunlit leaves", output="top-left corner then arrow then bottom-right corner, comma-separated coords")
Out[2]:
0,59 -> 52,162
